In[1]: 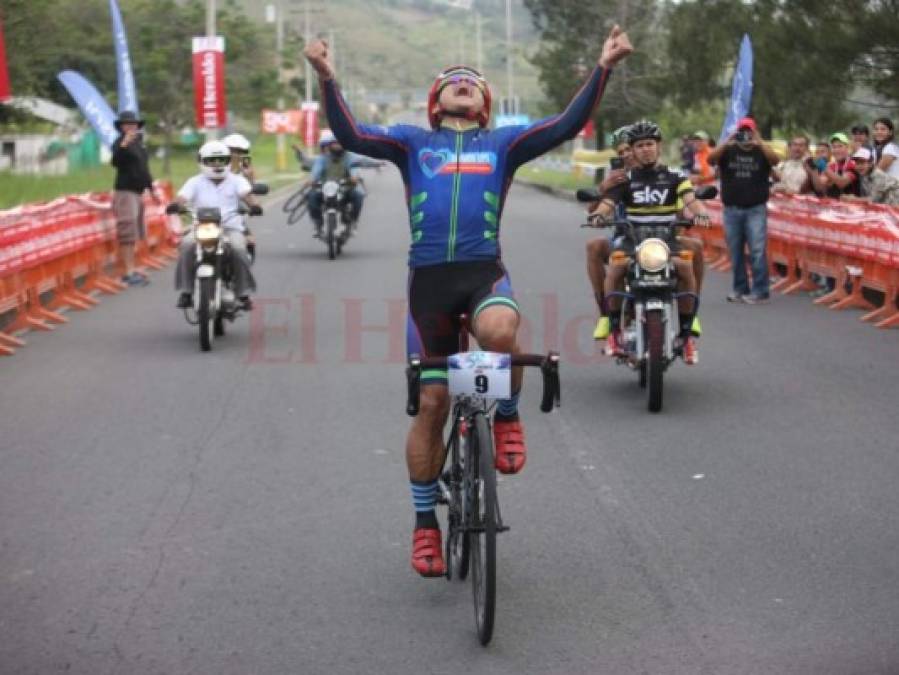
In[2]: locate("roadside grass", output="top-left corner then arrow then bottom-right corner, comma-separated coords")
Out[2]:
0,134 -> 303,209
515,164 -> 597,193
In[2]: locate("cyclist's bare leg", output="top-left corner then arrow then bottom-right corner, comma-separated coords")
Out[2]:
678,235 -> 705,293
472,305 -> 522,392
406,385 -> 451,481
604,259 -> 628,318
473,304 -> 528,474
586,237 -> 611,313
674,257 -> 697,319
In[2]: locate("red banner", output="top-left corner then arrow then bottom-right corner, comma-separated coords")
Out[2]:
261,109 -> 302,134
301,101 -> 320,148
192,36 -> 226,130
0,15 -> 11,102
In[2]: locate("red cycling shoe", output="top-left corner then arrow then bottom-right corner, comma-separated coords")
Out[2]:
606,330 -> 625,357
411,528 -> 446,577
494,418 -> 527,475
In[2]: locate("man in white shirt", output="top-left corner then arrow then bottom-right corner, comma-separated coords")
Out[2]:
170,141 -> 261,310
772,135 -> 812,195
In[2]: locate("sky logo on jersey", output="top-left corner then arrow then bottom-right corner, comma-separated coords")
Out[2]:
632,187 -> 670,205
418,148 -> 497,178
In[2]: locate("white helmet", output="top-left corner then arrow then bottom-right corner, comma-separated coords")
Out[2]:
318,129 -> 337,148
198,140 -> 231,179
222,133 -> 251,153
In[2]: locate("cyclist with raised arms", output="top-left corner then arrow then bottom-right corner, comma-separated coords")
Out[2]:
305,26 -> 633,577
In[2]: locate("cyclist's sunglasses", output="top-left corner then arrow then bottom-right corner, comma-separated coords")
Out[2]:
202,156 -> 229,166
437,68 -> 487,95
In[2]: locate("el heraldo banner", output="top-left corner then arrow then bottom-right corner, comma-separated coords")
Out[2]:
192,36 -> 227,129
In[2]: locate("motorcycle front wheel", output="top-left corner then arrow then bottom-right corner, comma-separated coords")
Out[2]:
198,278 -> 216,352
645,310 -> 664,412
327,212 -> 337,260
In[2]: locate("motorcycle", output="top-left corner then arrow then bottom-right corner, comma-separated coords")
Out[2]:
576,185 -> 717,412
167,183 -> 267,352
315,178 -> 358,260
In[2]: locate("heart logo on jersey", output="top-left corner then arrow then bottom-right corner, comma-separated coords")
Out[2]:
418,148 -> 454,178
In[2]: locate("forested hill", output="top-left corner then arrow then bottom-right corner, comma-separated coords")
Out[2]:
237,0 -> 545,107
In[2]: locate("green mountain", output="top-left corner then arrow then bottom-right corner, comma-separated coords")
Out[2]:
238,0 -> 545,115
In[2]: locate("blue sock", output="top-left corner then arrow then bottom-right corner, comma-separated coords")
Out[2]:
496,389 -> 521,419
411,479 -> 439,529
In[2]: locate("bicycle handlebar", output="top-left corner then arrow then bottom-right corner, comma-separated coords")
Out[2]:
405,352 -> 561,417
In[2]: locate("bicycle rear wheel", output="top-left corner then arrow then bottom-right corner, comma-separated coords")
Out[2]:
469,412 -> 497,646
446,418 -> 470,581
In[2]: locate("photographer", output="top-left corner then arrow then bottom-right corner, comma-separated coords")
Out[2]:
708,117 -> 780,304
111,111 -> 158,286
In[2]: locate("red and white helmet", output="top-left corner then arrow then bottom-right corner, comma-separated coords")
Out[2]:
426,65 -> 491,130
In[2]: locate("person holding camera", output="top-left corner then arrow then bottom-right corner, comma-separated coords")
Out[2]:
111,110 -> 158,286
708,117 -> 780,304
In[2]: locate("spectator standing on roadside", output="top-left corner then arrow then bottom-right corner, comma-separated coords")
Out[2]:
845,147 -> 899,206
872,117 -> 899,178
772,135 -> 812,195
111,111 -> 157,286
708,116 -> 780,304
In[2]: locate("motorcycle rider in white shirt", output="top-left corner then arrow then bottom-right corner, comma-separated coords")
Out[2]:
170,140 -> 261,310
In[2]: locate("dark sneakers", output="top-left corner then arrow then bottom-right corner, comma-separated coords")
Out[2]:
411,528 -> 446,577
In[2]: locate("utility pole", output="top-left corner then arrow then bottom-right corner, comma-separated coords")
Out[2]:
475,10 -> 483,73
275,0 -> 286,170
304,0 -> 313,105
505,0 -> 515,116
206,0 -> 217,140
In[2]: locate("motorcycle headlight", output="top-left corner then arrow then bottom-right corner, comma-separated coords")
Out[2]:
322,181 -> 340,199
196,222 -> 221,244
636,238 -> 670,273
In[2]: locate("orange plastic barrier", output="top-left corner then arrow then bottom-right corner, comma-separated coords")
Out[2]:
699,195 -> 899,329
0,182 -> 174,355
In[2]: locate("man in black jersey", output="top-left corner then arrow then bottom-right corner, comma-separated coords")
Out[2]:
589,120 -> 710,365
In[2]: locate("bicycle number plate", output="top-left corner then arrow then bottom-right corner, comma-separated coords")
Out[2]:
447,351 -> 511,400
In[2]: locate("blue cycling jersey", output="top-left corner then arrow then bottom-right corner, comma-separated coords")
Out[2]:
321,66 -> 611,268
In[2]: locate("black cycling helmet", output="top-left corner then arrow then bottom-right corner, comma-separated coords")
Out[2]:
626,120 -> 662,145
612,124 -> 633,147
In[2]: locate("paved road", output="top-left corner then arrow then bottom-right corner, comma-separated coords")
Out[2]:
2,168 -> 899,675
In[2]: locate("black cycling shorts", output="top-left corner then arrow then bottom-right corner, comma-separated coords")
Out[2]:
406,260 -> 518,384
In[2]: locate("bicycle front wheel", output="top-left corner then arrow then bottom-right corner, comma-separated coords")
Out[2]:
469,412 -> 497,646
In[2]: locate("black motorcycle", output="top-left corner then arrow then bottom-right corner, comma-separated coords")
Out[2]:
577,185 -> 716,412
167,183 -> 267,352
316,178 -> 358,260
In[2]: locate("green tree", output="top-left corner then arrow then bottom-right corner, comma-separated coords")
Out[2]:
664,0 -> 860,137
523,0 -> 666,147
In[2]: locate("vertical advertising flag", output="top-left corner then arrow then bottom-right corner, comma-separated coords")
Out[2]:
0,14 -> 11,102
301,101 -> 320,148
192,36 -> 227,130
57,71 -> 118,146
109,0 -> 138,114
720,34 -> 754,141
